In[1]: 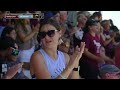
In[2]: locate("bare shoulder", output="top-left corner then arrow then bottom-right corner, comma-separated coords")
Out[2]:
30,51 -> 44,63
63,52 -> 70,65
31,51 -> 42,57
30,51 -> 51,79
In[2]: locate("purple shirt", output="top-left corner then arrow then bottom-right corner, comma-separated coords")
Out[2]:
83,33 -> 103,68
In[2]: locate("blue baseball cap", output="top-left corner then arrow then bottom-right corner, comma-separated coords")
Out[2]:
44,11 -> 54,20
99,64 -> 120,76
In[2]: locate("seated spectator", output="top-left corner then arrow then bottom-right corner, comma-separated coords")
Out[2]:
0,37 -> 27,79
99,64 -> 120,79
30,19 -> 85,79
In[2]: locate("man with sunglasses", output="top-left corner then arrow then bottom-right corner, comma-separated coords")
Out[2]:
0,37 -> 27,79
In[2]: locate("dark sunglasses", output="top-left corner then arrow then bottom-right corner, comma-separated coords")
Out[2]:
38,30 -> 58,39
11,47 -> 19,56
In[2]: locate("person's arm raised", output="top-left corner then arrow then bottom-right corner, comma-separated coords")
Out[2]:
30,42 -> 85,79
17,24 -> 39,43
67,42 -> 85,79
56,42 -> 85,79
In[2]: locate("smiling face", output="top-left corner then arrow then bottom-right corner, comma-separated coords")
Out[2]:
40,24 -> 61,49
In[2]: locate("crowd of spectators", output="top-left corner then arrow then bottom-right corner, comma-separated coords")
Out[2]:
0,11 -> 120,79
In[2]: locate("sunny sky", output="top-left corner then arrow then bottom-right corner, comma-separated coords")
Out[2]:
89,11 -> 120,30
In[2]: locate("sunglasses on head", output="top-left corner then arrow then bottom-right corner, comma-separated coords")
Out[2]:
39,30 -> 58,39
11,47 -> 19,56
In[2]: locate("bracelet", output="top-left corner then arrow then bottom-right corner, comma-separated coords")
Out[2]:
59,74 -> 66,79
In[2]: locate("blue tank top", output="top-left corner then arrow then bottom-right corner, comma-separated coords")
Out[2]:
32,49 -> 66,79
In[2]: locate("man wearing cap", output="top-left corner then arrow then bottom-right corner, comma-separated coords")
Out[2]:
99,64 -> 120,79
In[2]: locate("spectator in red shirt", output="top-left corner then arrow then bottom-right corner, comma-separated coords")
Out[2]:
80,19 -> 105,79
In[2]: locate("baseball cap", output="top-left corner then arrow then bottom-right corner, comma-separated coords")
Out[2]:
99,64 -> 120,76
44,11 -> 54,20
86,19 -> 99,26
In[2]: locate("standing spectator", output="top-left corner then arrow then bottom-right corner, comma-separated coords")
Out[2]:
52,11 -> 60,23
109,19 -> 119,44
96,21 -> 114,64
58,11 -> 70,53
91,12 -> 102,22
67,11 -> 77,27
80,11 -> 91,19
73,14 -> 87,48
101,20 -> 117,58
30,19 -> 40,51
80,19 -> 105,79
15,19 -> 39,78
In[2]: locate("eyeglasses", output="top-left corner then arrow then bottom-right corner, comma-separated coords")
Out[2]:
38,30 -> 58,39
11,47 -> 19,56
